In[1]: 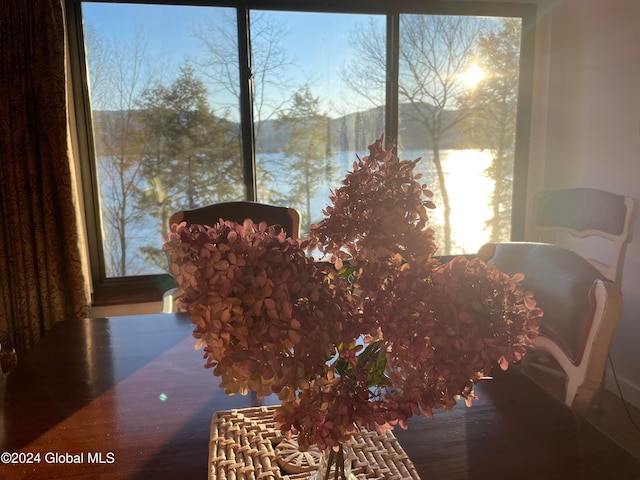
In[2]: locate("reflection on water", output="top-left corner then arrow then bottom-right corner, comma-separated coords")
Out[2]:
265,148 -> 497,255
420,149 -> 495,255
108,148 -> 501,275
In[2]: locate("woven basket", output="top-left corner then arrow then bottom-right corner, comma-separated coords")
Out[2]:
209,405 -> 420,480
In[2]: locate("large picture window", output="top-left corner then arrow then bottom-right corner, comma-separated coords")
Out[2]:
67,1 -> 535,304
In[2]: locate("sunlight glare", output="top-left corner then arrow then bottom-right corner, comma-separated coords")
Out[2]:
461,63 -> 486,88
443,150 -> 494,253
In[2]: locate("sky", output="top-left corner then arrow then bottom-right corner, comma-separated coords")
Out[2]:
81,3 -> 382,117
81,3 -> 507,119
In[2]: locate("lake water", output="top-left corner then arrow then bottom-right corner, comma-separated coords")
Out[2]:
100,149 -> 499,276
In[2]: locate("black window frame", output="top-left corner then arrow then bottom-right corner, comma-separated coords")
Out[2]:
66,0 -> 536,306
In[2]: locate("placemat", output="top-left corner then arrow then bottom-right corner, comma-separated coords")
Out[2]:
209,405 -> 420,480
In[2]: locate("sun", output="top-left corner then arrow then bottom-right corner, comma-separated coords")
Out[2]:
460,63 -> 486,88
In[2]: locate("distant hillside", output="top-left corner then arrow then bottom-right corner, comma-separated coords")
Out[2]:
255,102 -> 465,153
93,103 -> 470,155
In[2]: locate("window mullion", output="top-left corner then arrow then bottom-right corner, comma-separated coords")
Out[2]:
237,5 -> 257,201
385,13 -> 400,150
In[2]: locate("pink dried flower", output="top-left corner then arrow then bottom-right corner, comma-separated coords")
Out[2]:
164,135 -> 541,450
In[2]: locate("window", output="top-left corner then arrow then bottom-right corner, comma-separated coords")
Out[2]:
66,1 -> 535,304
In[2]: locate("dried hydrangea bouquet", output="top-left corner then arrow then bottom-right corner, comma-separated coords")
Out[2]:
163,136 -> 541,479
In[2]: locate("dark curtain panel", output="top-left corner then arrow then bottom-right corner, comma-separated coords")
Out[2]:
0,0 -> 90,356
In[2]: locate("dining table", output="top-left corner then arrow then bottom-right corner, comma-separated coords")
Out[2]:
1,313 -> 639,480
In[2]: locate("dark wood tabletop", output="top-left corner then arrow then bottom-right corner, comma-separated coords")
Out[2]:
1,313 -> 639,480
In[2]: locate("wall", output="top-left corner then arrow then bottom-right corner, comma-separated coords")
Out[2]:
538,0 -> 640,405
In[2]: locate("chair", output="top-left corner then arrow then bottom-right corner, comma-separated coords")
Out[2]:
168,201 -> 301,237
477,242 -> 622,414
531,188 -> 637,284
163,201 -> 301,313
531,188 -> 636,409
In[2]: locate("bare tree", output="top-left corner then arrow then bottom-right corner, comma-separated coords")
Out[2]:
85,26 -> 157,276
192,10 -> 293,144
340,17 -> 386,112
343,15 -> 488,254
193,11 -> 303,209
458,18 -> 521,242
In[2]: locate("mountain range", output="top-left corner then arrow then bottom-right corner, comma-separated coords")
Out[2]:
93,102 -> 471,156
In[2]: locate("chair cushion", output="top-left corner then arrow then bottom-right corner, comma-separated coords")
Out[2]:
484,242 -> 606,364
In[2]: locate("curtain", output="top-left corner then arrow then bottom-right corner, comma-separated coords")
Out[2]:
0,0 -> 90,356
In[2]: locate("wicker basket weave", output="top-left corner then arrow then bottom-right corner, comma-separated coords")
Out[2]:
209,405 -> 420,480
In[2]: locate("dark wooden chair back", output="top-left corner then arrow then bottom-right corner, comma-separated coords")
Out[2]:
531,188 -> 636,284
169,201 -> 301,238
163,201 -> 301,313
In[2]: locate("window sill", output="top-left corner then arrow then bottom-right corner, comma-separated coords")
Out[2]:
90,256 -> 483,307
91,274 -> 176,307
